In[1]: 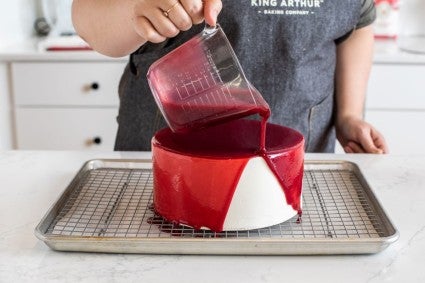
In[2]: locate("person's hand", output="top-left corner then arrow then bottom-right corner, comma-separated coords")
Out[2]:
336,116 -> 389,154
133,0 -> 222,43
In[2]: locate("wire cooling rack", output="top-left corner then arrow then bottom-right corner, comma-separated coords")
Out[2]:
36,160 -> 398,254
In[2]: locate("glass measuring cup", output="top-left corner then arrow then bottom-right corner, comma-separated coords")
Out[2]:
147,24 -> 270,133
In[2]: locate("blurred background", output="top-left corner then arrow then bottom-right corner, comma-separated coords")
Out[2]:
0,0 -> 424,153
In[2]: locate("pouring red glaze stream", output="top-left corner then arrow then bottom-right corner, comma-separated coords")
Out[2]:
149,26 -> 304,231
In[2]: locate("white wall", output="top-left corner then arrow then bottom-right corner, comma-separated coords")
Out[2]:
399,0 -> 425,36
0,0 -> 39,46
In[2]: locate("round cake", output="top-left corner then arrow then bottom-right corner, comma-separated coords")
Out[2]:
152,119 -> 304,232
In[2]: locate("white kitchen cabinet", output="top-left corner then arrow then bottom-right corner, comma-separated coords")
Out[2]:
12,62 -> 122,106
15,108 -> 118,150
364,62 -> 425,154
3,54 -> 128,150
366,64 -> 425,110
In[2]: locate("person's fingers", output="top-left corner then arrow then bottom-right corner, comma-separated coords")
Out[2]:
146,9 -> 180,38
337,118 -> 388,154
134,0 -> 193,42
344,145 -> 354,153
371,128 -> 389,154
133,1 -> 172,42
346,141 -> 366,153
133,0 -> 222,43
375,139 -> 389,154
166,3 -> 193,31
133,16 -> 167,43
203,0 -> 222,26
179,0 -> 204,24
356,126 -> 383,154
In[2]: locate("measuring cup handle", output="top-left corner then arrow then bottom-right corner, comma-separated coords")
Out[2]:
203,23 -> 219,35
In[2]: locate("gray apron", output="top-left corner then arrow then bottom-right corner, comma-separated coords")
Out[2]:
114,0 -> 362,152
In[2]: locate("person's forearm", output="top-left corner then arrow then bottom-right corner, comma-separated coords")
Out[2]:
72,0 -> 146,57
335,25 -> 374,125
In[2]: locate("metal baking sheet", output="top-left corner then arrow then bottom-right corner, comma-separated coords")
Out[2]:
35,159 -> 398,255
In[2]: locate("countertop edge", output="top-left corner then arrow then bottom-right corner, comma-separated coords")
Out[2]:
1,39 -> 425,63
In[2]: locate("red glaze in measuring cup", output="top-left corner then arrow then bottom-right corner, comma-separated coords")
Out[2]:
147,25 -> 269,133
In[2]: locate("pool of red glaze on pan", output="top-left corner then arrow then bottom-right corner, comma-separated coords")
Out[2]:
152,119 -> 304,232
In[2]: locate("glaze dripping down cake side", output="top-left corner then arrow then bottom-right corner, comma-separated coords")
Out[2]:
152,119 -> 304,232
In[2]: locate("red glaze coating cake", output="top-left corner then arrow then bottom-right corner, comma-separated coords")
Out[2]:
152,119 -> 304,232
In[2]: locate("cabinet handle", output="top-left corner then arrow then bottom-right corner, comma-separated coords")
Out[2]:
93,136 -> 102,145
90,82 -> 100,90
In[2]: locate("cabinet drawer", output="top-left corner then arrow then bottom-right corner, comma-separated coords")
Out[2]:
12,62 -> 126,106
366,64 -> 425,110
365,110 -> 425,154
15,108 -> 118,150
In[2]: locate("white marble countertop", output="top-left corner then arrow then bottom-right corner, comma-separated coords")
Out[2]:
1,38 -> 425,64
373,39 -> 425,64
0,38 -> 127,62
0,150 -> 424,282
